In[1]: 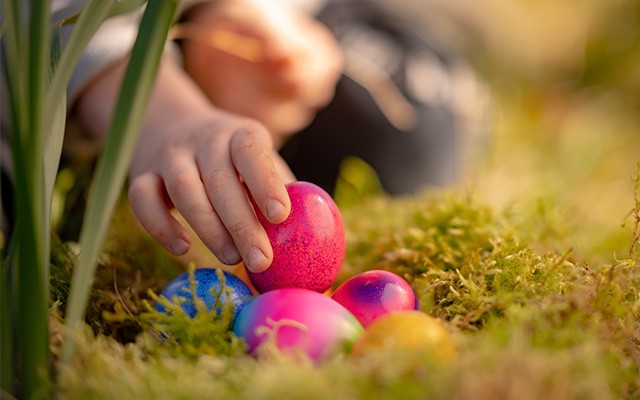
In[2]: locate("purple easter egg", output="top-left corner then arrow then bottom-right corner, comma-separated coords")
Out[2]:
233,288 -> 363,362
156,268 -> 254,318
331,270 -> 418,327
247,181 -> 345,293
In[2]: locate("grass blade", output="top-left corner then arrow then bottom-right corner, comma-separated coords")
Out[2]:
1,0 -> 27,143
44,0 -> 117,248
62,0 -> 178,361
44,28 -> 67,238
13,0 -> 53,397
0,3 -> 23,395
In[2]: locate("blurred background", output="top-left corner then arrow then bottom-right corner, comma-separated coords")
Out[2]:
48,0 -> 640,266
403,0 -> 640,262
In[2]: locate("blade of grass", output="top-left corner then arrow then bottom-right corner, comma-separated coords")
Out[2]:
43,0 -> 116,264
16,0 -> 53,396
45,0 -> 130,246
6,129 -> 48,400
44,26 -> 67,255
1,0 -> 27,140
0,3 -> 24,395
62,0 -> 178,362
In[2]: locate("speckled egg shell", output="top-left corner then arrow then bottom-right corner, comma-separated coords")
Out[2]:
233,288 -> 364,362
248,181 -> 345,293
331,270 -> 418,327
156,268 -> 254,318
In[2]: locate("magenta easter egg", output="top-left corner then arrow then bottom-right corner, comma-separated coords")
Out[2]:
248,181 -> 345,293
331,270 -> 418,327
233,288 -> 363,362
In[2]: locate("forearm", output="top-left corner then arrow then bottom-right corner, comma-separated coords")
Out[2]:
74,55 -> 214,144
55,0 -> 213,105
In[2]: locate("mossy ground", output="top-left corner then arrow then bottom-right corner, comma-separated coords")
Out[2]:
49,1 -> 640,398
50,158 -> 640,399
51,191 -> 640,399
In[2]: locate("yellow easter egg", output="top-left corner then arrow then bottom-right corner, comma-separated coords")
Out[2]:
351,311 -> 457,361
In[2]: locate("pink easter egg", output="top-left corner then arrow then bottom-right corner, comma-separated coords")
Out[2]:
232,288 -> 363,362
331,270 -> 419,327
248,181 -> 345,293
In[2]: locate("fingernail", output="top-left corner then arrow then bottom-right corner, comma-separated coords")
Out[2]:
266,200 -> 286,222
222,245 -> 241,265
169,238 -> 190,255
246,247 -> 268,272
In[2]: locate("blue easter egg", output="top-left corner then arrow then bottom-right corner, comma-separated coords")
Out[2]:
156,268 -> 254,318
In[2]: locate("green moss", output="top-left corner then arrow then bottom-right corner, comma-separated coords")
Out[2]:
49,201 -> 185,342
52,182 -> 640,399
126,266 -> 248,360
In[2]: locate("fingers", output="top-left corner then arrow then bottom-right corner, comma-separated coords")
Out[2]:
197,130 -> 277,273
130,111 -> 292,272
128,173 -> 192,256
230,126 -> 291,223
160,152 -> 243,266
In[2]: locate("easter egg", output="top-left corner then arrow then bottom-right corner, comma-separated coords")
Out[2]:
248,181 -> 345,293
156,268 -> 254,318
233,288 -> 363,362
331,270 -> 418,327
351,311 -> 457,361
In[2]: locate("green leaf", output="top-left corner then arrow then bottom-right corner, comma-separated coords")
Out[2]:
1,0 -> 28,142
15,0 -> 53,397
62,0 -> 179,362
0,0 -> 23,393
44,96 -> 67,233
44,21 -> 67,233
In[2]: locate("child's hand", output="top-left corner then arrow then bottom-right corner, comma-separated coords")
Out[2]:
180,0 -> 344,142
128,112 -> 294,273
76,58 -> 294,272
